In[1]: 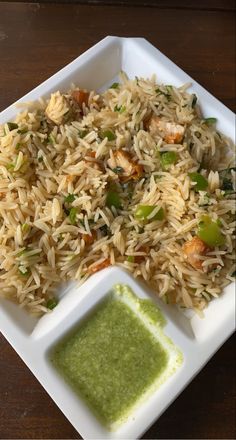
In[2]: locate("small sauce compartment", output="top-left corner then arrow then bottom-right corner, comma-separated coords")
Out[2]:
48,283 -> 183,431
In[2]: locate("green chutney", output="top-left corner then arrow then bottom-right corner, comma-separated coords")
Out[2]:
51,285 -> 181,429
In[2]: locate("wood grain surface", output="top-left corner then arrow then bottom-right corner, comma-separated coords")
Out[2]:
0,2 -> 235,439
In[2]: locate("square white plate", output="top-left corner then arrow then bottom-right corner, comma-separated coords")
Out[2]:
0,36 -> 235,440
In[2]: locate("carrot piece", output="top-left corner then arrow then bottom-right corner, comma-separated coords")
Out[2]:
82,230 -> 96,245
72,90 -> 89,107
88,258 -> 111,274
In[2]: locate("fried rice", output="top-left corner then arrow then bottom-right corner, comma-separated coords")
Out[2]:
0,72 -> 235,315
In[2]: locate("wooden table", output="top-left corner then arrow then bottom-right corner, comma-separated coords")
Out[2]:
0,1 -> 235,439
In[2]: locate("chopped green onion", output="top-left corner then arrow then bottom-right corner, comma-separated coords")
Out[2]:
112,166 -> 124,174
222,178 -> 234,194
48,134 -> 55,144
57,234 -> 64,242
46,298 -> 58,310
110,82 -> 119,89
155,88 -> 171,101
79,130 -> 88,139
114,104 -> 126,113
22,223 -> 30,233
68,207 -> 78,225
219,168 -> 236,194
127,256 -> 135,263
199,193 -> 210,206
232,270 -> 236,277
202,117 -> 217,125
99,224 -> 109,236
7,122 -> 18,131
6,163 -> 15,171
135,205 -> 165,221
17,128 -> 28,134
192,94 -> 197,108
222,178 -> 234,192
189,172 -> 208,191
160,151 -> 177,169
18,266 -> 30,276
101,130 -> 116,141
106,191 -> 122,209
38,156 -> 44,162
197,215 -> 225,247
153,172 -> 162,180
64,194 -> 76,203
17,248 -> 27,257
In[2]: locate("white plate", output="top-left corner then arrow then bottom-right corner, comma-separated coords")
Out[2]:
0,36 -> 235,440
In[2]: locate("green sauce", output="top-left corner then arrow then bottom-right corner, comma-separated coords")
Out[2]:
116,285 -> 166,327
51,285 -> 182,430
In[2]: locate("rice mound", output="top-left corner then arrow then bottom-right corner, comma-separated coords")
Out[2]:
0,73 -> 235,315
